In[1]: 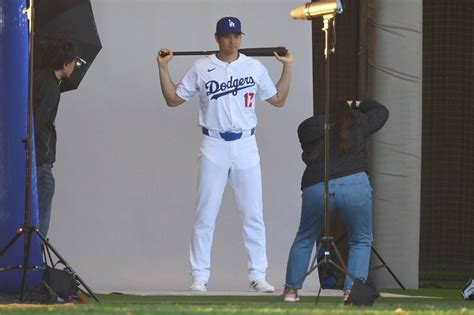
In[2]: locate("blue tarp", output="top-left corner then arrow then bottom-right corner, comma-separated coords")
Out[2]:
0,0 -> 44,292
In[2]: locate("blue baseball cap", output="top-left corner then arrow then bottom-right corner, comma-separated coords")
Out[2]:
216,17 -> 244,35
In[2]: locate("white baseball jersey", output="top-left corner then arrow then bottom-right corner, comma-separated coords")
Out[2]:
176,53 -> 277,132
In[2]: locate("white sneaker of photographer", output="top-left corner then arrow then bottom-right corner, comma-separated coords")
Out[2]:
249,280 -> 275,293
190,280 -> 207,292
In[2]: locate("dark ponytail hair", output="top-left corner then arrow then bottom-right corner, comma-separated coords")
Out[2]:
331,100 -> 353,154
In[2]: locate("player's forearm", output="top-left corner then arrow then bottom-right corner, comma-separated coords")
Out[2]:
158,64 -> 182,107
273,63 -> 292,107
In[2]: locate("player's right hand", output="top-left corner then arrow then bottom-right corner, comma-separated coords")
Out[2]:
157,48 -> 173,65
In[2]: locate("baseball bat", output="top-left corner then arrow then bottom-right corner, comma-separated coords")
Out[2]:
159,47 -> 287,57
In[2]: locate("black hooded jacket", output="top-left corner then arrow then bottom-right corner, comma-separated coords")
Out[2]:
297,99 -> 389,190
33,68 -> 61,166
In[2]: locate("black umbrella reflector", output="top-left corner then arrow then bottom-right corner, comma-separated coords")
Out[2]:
34,0 -> 102,92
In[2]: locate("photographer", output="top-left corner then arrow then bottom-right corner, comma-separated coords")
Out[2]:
34,38 -> 78,236
283,99 -> 389,302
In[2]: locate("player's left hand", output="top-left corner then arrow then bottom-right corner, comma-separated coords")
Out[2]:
274,46 -> 293,64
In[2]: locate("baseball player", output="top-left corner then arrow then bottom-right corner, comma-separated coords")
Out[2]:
156,16 -> 293,292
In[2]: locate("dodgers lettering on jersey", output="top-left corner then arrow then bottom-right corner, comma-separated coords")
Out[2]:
206,76 -> 256,100
176,53 -> 277,132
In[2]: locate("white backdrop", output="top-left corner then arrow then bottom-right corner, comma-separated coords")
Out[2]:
51,0 -> 315,292
47,0 -> 422,293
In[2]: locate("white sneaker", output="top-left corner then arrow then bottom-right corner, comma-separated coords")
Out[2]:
190,280 -> 207,292
249,280 -> 275,293
462,277 -> 474,300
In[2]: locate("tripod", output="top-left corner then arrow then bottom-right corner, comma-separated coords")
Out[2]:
0,0 -> 99,303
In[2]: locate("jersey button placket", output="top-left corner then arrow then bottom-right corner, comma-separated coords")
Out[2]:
227,66 -> 235,130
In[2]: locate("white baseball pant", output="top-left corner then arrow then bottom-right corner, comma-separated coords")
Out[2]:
190,134 -> 268,283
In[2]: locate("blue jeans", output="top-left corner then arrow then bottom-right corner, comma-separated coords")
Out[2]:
285,172 -> 372,291
37,165 -> 55,236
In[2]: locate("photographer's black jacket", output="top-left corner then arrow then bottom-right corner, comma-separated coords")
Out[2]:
297,100 -> 389,190
33,68 -> 61,166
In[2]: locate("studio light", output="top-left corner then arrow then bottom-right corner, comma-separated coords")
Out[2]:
290,0 -> 344,20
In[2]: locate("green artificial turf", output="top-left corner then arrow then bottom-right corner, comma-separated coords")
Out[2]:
0,289 -> 472,315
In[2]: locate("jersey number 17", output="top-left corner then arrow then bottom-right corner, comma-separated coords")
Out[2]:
244,92 -> 255,108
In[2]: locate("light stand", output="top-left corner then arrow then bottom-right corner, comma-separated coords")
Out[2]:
302,14 -> 358,305
0,0 -> 99,303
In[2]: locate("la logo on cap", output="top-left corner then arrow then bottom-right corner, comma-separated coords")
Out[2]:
216,16 -> 243,35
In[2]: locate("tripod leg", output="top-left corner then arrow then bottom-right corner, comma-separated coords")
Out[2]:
329,240 -> 353,278
330,241 -> 347,269
308,244 -> 320,275
0,231 -> 22,256
36,231 -> 100,302
327,259 -> 356,281
315,286 -> 322,305
42,239 -> 55,267
19,228 -> 33,301
370,246 -> 405,290
305,242 -> 322,277
301,253 -> 331,289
